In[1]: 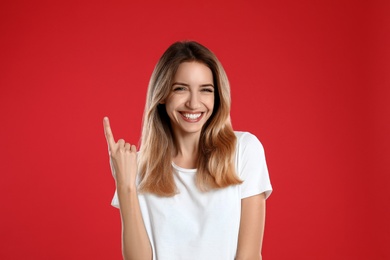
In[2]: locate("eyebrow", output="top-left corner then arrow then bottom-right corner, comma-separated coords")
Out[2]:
172,82 -> 214,88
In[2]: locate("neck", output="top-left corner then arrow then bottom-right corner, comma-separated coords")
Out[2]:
172,131 -> 200,169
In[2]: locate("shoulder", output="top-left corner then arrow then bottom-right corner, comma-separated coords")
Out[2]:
233,131 -> 267,175
234,131 -> 264,153
233,131 -> 272,199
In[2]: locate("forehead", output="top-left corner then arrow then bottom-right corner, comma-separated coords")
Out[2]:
173,62 -> 213,83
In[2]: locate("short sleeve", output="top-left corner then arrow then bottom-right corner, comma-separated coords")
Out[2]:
108,155 -> 121,209
111,190 -> 120,208
235,132 -> 273,199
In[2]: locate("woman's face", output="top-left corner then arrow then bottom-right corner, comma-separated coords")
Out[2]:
164,61 -> 215,137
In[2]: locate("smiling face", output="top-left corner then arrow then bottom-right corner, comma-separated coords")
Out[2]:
164,61 -> 215,138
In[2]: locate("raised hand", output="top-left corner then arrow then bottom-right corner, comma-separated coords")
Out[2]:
104,117 -> 152,258
103,117 -> 138,190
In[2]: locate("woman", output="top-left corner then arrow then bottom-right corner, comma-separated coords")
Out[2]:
103,41 -> 272,260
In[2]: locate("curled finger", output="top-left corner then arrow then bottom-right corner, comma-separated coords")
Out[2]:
117,139 -> 125,147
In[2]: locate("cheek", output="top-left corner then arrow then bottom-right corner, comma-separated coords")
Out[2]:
206,96 -> 215,109
164,100 -> 179,121
165,104 -> 174,117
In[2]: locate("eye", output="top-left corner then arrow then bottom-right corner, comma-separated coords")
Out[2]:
201,87 -> 214,93
173,86 -> 187,92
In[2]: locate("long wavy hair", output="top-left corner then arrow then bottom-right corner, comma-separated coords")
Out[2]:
138,41 -> 242,196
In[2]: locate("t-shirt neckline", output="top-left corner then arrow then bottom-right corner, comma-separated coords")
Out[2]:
172,162 -> 197,173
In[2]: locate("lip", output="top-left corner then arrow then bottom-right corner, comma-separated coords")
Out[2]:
179,112 -> 204,122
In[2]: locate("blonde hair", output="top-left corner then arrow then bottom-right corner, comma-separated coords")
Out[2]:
138,41 -> 242,196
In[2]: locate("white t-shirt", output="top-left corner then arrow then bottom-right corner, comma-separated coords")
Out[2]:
111,131 -> 272,260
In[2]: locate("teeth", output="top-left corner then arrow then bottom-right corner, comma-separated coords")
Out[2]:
183,113 -> 201,119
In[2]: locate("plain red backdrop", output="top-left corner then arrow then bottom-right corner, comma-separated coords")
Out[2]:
1,0 -> 389,259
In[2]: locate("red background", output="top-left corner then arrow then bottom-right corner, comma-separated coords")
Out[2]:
1,0 -> 389,259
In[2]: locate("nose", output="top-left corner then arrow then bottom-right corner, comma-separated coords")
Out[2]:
185,91 -> 201,109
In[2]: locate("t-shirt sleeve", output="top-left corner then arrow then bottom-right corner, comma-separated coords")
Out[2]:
108,155 -> 120,209
236,132 -> 273,199
111,190 -> 119,209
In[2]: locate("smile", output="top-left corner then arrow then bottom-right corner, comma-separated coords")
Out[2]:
180,112 -> 203,122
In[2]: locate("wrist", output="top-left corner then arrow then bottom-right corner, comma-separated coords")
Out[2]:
117,184 -> 138,194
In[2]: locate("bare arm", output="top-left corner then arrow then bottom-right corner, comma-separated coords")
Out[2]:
118,187 -> 152,260
236,192 -> 266,260
103,117 -> 152,260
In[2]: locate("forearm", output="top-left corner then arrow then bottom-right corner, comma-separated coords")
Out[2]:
236,193 -> 266,260
235,254 -> 262,260
118,187 -> 152,260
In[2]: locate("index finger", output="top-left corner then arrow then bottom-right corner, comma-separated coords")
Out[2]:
103,117 -> 116,149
